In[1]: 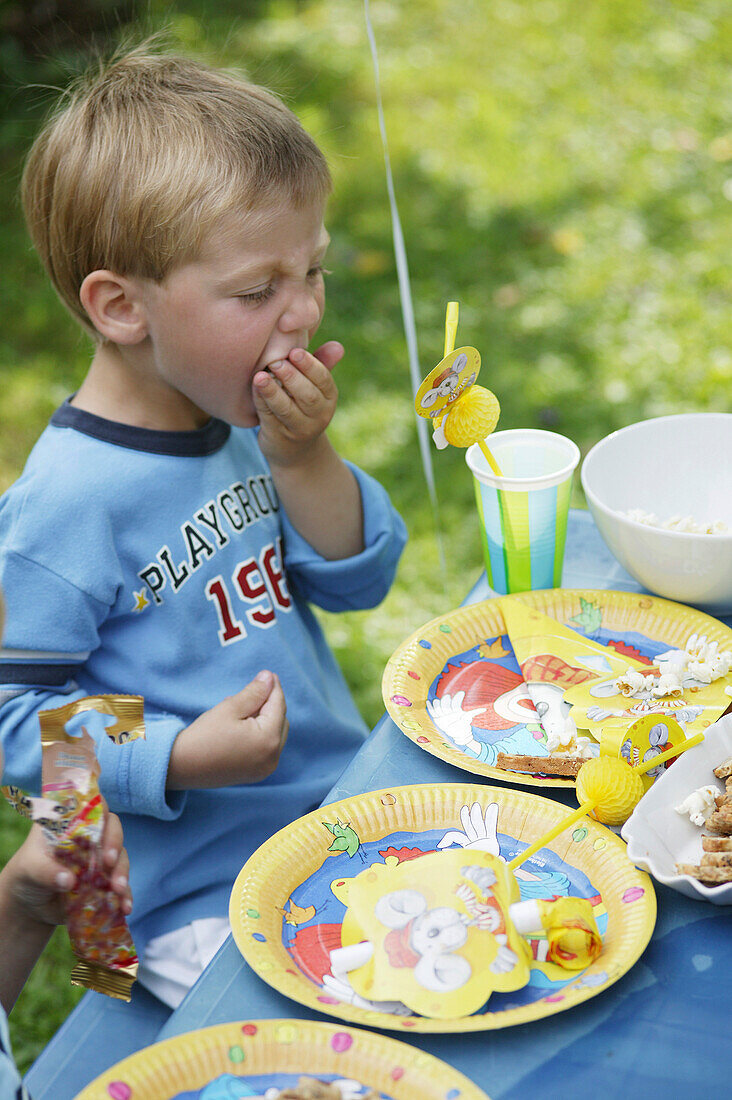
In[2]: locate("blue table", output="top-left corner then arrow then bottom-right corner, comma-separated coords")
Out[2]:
26,510 -> 732,1099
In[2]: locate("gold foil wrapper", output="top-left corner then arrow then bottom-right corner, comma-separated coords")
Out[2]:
2,696 -> 143,812
38,693 -> 145,746
71,959 -> 138,1002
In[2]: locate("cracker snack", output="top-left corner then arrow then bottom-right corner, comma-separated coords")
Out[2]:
275,1081 -> 378,1100
676,753 -> 732,887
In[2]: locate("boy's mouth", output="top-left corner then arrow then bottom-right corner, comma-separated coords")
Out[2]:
261,363 -> 285,386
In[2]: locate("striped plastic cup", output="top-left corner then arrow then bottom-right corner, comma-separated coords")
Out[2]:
466,429 -> 580,594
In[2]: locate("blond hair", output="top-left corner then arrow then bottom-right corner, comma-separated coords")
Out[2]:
21,47 -> 332,335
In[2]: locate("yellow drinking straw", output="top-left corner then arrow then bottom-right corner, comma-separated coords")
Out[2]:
443,300 -> 459,359
477,432 -> 504,478
506,731 -> 705,873
440,302 -> 504,476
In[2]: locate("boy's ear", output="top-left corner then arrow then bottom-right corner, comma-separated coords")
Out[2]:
79,271 -> 149,345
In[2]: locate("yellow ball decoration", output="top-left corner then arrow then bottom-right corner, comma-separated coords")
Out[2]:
443,385 -> 500,447
576,756 -> 645,827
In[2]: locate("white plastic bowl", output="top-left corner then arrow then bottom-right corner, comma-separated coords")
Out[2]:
621,713 -> 732,905
581,413 -> 732,614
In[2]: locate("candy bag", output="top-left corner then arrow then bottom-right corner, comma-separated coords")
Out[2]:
32,695 -> 144,1000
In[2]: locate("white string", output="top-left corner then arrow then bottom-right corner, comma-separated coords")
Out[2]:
363,0 -> 446,575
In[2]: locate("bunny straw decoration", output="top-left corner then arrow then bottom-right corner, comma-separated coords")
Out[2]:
415,301 -> 504,476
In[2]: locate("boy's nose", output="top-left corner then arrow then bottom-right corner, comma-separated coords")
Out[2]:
278,286 -> 322,334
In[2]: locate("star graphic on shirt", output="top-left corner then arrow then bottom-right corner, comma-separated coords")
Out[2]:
132,588 -> 150,613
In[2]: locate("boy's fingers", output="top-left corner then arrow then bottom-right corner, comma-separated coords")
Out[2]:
11,829 -> 74,907
287,348 -> 337,396
260,674 -> 286,717
25,826 -> 69,888
254,350 -> 336,434
257,675 -> 288,742
111,849 -> 132,909
101,811 -> 124,867
230,671 -> 275,718
92,811 -> 131,905
271,348 -> 335,392
252,372 -> 303,430
312,341 -> 344,371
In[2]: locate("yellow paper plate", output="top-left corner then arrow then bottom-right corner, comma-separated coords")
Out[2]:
230,783 -> 656,1033
75,1018 -> 487,1099
381,589 -> 732,788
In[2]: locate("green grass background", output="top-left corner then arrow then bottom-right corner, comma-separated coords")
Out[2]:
1,0 -> 730,1075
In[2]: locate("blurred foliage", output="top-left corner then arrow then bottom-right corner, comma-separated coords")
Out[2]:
1,0 -> 731,1074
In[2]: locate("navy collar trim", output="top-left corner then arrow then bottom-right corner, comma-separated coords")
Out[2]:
51,399 -> 231,456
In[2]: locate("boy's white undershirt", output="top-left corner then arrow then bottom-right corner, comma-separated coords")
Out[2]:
137,916 -> 231,1009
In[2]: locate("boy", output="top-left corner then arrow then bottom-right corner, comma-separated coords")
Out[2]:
0,48 -> 407,1007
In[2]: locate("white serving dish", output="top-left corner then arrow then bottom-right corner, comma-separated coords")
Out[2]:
621,712 -> 732,904
581,413 -> 732,615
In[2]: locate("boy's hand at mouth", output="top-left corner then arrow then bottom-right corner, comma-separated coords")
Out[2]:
252,342 -> 344,469
251,339 -> 363,559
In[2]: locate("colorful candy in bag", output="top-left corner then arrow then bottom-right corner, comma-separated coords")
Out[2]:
33,695 -> 145,1000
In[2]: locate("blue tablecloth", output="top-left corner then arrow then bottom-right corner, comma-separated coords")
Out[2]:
25,510 -> 732,1099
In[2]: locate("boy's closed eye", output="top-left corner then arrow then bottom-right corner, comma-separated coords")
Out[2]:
237,284 -> 276,304
236,264 -> 331,305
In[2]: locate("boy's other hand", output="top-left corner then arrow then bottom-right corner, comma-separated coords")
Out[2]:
252,342 -> 344,468
4,811 -> 131,928
168,670 -> 289,789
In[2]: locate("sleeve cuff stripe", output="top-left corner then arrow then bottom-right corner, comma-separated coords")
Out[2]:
0,648 -> 89,661
0,663 -> 80,686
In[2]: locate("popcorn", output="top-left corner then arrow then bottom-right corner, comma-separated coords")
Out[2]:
709,653 -> 732,679
625,508 -> 659,526
544,730 -> 561,753
623,510 -> 728,535
658,635 -> 732,688
675,785 -> 720,827
652,672 -> 684,698
687,660 -> 714,685
662,515 -> 698,532
615,668 -> 649,697
544,715 -> 578,754
612,634 -> 732,704
655,648 -> 689,677
574,735 -> 600,759
681,636 -> 732,685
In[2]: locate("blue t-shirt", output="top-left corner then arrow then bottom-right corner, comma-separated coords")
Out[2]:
0,404 -> 407,954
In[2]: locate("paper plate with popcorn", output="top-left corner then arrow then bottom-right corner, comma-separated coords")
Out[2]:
381,590 -> 732,789
75,1018 -> 487,1099
230,782 -> 656,1032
